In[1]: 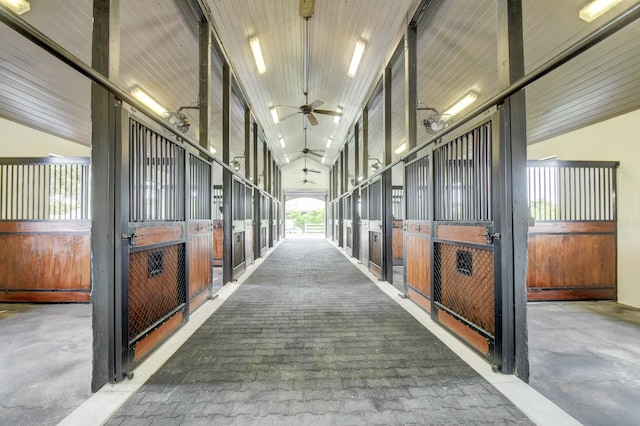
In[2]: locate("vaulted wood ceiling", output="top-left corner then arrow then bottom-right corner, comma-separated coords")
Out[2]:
1,0 -> 639,174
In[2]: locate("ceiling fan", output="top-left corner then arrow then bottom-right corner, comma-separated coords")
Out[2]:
300,177 -> 316,185
301,155 -> 321,175
277,97 -> 342,127
294,123 -> 325,158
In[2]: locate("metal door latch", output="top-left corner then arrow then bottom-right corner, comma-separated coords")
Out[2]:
121,231 -> 138,246
479,229 -> 501,245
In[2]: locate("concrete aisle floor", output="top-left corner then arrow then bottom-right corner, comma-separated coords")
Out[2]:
106,239 -> 532,425
0,303 -> 92,426
528,301 -> 640,426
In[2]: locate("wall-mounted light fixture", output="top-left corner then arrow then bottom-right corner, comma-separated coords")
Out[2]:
0,0 -> 30,15
230,156 -> 244,171
348,40 -> 366,78
270,106 -> 279,123
579,0 -> 622,22
209,145 -> 217,155
369,157 -> 382,172
249,36 -> 266,74
326,138 -> 333,148
131,86 -> 167,116
334,106 -> 343,124
442,91 -> 478,120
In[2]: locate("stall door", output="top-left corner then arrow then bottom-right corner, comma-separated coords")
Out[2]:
368,179 -> 383,278
432,118 -> 499,364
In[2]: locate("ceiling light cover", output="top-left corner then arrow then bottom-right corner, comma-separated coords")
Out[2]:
322,157 -> 326,164
1,0 -> 30,15
131,86 -> 167,117
326,138 -> 333,148
279,137 -> 285,148
285,157 -> 290,164
249,37 -> 266,74
394,142 -> 407,155
442,91 -> 478,120
334,106 -> 343,124
270,106 -> 279,123
347,40 -> 366,78
579,0 -> 623,22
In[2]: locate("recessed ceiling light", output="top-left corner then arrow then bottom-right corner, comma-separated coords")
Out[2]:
442,91 -> 478,120
1,0 -> 30,15
347,40 -> 366,78
334,106 -> 343,124
249,36 -> 266,74
394,142 -> 407,155
579,0 -> 623,22
130,86 -> 167,117
270,106 -> 279,123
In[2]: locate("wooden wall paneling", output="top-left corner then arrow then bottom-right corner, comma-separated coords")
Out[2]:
132,224 -> 185,247
0,221 -> 91,302
392,220 -> 404,265
405,226 -> 430,297
435,224 -> 488,246
188,220 -> 212,299
212,220 -> 224,266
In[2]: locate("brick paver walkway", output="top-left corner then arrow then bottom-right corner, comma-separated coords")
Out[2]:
107,239 -> 532,425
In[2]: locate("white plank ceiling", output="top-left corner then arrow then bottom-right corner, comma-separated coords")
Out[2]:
0,0 -> 639,175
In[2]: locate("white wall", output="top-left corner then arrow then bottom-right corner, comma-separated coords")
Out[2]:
0,116 -> 91,157
527,109 -> 640,308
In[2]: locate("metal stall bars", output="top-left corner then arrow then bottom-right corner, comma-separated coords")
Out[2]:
392,186 -> 404,266
0,157 -> 91,302
232,177 -> 247,279
259,192 -> 269,255
367,178 -> 383,278
212,184 -> 224,266
432,113 -> 500,365
404,154 -> 431,311
527,160 -> 619,301
343,193 -> 353,255
359,182 -> 370,266
188,153 -> 213,312
122,109 -> 188,370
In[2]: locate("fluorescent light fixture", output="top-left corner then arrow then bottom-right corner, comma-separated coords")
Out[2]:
285,156 -> 290,164
579,0 -> 622,22
131,86 -> 167,117
249,36 -> 266,74
334,106 -> 343,124
347,40 -> 366,78
322,156 -> 326,164
358,175 -> 363,182
209,145 -> 217,155
442,91 -> 478,120
279,137 -> 285,148
394,142 -> 407,155
326,138 -> 333,148
270,106 -> 279,123
1,0 -> 30,15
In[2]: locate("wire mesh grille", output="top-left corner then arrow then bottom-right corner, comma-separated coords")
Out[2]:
527,161 -> 617,221
392,187 -> 403,219
434,121 -> 492,221
406,155 -> 429,220
0,158 -> 90,220
128,244 -> 186,341
369,179 -> 382,220
434,242 -> 495,335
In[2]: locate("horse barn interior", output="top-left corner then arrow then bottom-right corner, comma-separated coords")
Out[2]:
1,0 -> 640,424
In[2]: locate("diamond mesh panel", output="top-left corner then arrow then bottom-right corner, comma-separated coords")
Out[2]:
434,242 -> 495,335
128,244 -> 186,341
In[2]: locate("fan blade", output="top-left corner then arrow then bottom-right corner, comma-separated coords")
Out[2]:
307,168 -> 321,174
279,111 -> 302,121
309,99 -> 324,109
313,109 -> 342,117
306,150 -> 324,158
306,113 -> 318,126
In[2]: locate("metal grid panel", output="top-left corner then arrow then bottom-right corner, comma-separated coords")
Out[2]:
0,158 -> 90,220
128,244 -> 186,341
434,121 -> 492,221
233,180 -> 246,221
344,195 -> 352,220
392,187 -> 403,220
369,179 -> 382,221
434,242 -> 495,335
129,118 -> 185,222
406,156 -> 429,221
360,185 -> 369,219
189,154 -> 211,220
527,162 -> 617,221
